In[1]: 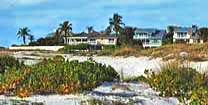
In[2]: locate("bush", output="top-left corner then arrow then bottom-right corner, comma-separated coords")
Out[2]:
0,56 -> 119,97
97,45 -> 118,56
113,46 -> 138,56
145,62 -> 208,104
59,44 -> 90,53
0,56 -> 23,73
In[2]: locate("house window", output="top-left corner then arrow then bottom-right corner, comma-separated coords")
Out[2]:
109,38 -> 114,43
83,39 -> 87,42
76,39 -> 81,42
90,39 -> 96,43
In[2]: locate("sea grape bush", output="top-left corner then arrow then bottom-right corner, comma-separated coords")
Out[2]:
59,44 -> 90,53
145,62 -> 208,104
0,56 -> 23,73
0,56 -> 119,97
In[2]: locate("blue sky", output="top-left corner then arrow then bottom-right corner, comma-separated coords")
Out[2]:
0,0 -> 208,47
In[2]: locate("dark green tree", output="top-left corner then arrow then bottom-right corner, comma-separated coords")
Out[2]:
28,35 -> 34,43
198,27 -> 208,42
164,26 -> 175,44
120,26 -> 135,45
59,21 -> 72,37
87,26 -> 94,34
109,13 -> 125,36
17,27 -> 31,44
54,21 -> 73,44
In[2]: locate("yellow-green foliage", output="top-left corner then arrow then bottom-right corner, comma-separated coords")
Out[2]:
140,43 -> 208,61
0,56 -> 119,97
145,62 -> 208,104
113,46 -> 138,56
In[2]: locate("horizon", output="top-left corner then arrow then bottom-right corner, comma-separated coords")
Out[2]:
1,0 -> 208,47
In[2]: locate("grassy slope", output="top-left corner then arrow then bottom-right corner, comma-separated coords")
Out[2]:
109,43 -> 208,61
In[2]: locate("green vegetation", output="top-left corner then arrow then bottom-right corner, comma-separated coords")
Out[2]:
144,61 -> 208,104
17,27 -> 32,45
97,45 -> 118,56
59,44 -> 90,53
0,56 -> 23,73
0,56 -> 119,98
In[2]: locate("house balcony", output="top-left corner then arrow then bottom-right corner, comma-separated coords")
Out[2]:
173,34 -> 190,40
133,35 -> 151,40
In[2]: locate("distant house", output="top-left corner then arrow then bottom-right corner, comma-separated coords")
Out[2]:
88,32 -> 118,45
133,28 -> 166,48
172,25 -> 203,44
63,32 -> 118,46
63,33 -> 88,45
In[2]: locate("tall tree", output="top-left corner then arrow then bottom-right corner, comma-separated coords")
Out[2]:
120,27 -> 135,45
28,35 -> 34,43
165,26 -> 175,44
17,27 -> 31,44
59,21 -> 72,37
199,27 -> 208,42
87,26 -> 94,34
109,13 -> 125,36
54,21 -> 73,44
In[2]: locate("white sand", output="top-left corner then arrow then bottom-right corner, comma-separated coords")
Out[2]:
0,82 -> 179,105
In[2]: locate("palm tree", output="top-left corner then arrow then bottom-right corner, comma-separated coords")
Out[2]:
87,26 -> 94,34
59,21 -> 72,37
28,35 -> 34,43
54,21 -> 73,44
109,13 -> 125,36
17,27 -> 31,44
166,26 -> 175,43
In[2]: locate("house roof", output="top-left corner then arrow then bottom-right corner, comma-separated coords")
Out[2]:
135,28 -> 157,33
154,30 -> 166,38
88,31 -> 117,39
173,27 -> 191,32
65,31 -> 117,39
135,28 -> 166,38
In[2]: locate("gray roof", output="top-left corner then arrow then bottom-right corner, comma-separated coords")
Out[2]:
154,30 -> 166,38
135,28 -> 166,38
135,28 -> 157,33
173,27 -> 191,32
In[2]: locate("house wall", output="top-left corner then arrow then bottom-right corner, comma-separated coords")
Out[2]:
64,37 -> 88,45
95,38 -> 117,45
173,32 -> 191,42
134,32 -> 163,48
64,37 -> 117,45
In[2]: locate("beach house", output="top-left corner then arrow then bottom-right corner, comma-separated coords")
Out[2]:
63,32 -> 118,46
63,32 -> 88,45
172,25 -> 203,44
133,28 -> 166,48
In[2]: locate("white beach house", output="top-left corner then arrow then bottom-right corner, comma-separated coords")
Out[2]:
133,28 -> 166,48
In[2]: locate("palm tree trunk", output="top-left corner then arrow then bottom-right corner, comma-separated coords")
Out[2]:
23,36 -> 26,44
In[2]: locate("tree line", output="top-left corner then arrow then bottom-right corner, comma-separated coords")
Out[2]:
16,13 -> 208,46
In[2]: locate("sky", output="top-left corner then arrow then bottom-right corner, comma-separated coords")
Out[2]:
0,0 -> 208,47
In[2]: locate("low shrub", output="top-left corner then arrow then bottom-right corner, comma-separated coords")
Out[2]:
97,45 -> 118,56
0,56 -> 23,73
59,44 -> 90,53
123,75 -> 148,83
0,56 -> 119,97
113,46 -> 138,56
145,62 -> 208,104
